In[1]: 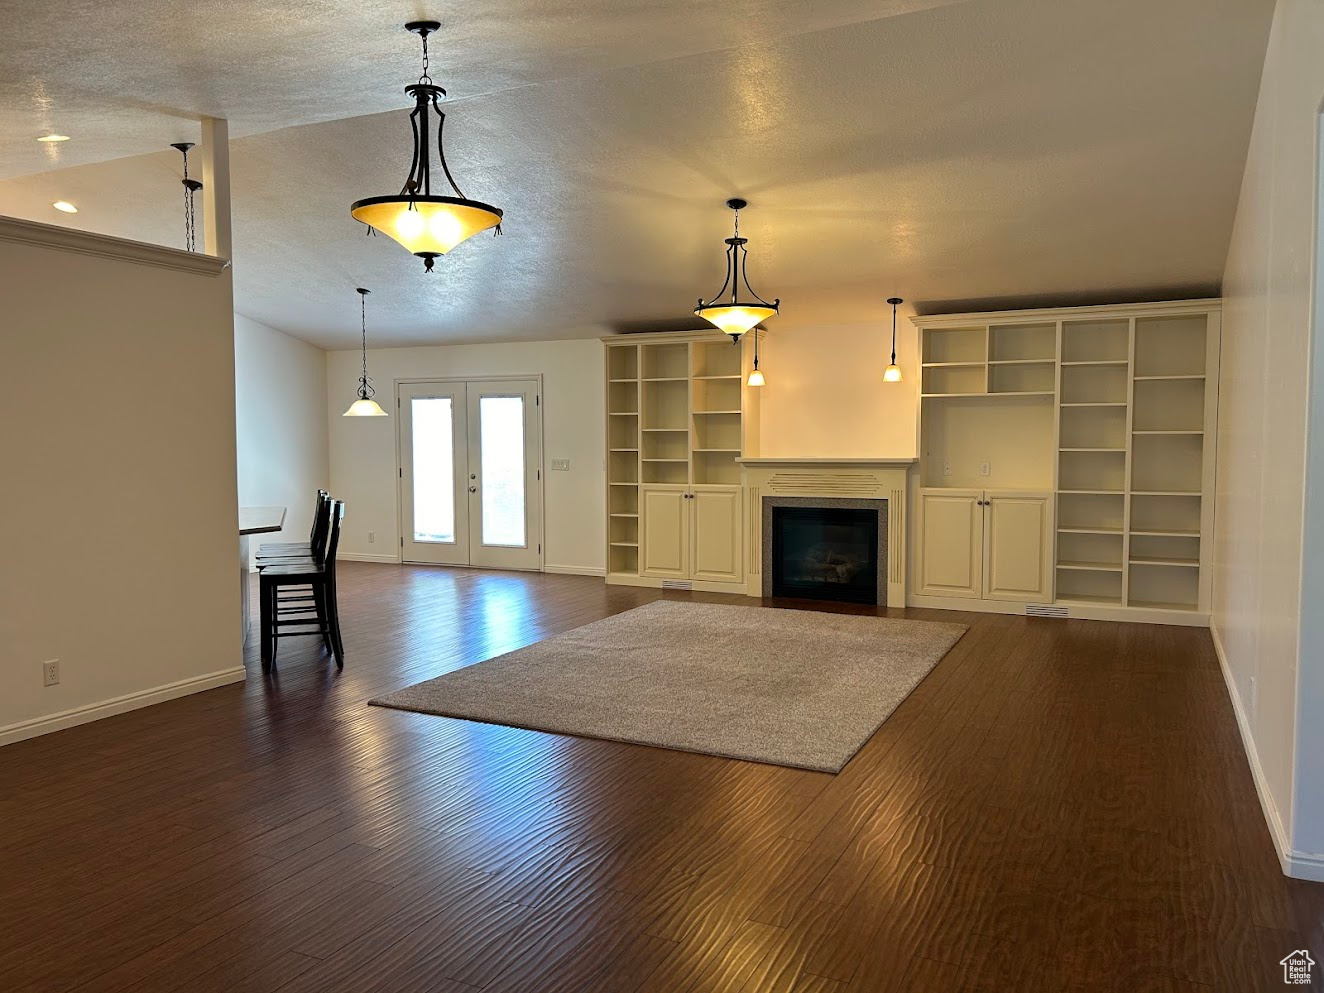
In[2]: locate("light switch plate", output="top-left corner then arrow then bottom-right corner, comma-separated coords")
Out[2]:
979,461 -> 991,477
550,458 -> 571,471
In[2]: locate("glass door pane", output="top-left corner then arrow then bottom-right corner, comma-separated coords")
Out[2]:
412,397 -> 456,543
478,395 -> 526,547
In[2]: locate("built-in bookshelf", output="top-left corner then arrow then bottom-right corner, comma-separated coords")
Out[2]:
915,300 -> 1220,622
603,331 -> 758,583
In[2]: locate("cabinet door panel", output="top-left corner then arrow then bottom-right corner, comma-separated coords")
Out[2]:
984,492 -> 1053,601
918,490 -> 982,598
691,487 -> 743,583
641,487 -> 689,579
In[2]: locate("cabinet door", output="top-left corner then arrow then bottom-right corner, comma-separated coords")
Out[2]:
641,486 -> 689,579
691,487 -> 743,583
983,492 -> 1053,601
917,490 -> 983,598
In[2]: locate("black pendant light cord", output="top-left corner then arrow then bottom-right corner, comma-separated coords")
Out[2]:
888,296 -> 903,365
171,142 -> 203,253
357,288 -> 375,401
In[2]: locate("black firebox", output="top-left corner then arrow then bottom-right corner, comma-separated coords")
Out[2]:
770,505 -> 879,604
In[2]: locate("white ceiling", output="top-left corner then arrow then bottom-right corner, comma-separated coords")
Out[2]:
0,0 -> 1273,348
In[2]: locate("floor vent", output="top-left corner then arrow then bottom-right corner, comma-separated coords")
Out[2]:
661,579 -> 693,591
1025,604 -> 1069,618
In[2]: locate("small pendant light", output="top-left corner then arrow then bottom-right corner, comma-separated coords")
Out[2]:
344,288 -> 389,417
884,296 -> 904,383
747,329 -> 766,387
695,198 -> 779,341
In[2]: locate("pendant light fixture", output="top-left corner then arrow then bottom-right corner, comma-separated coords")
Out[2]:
884,296 -> 904,383
695,198 -> 779,341
344,288 -> 389,417
351,21 -> 503,272
170,142 -> 203,253
748,329 -> 766,387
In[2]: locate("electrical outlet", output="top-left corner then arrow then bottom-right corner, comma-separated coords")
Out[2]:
979,461 -> 991,477
943,460 -> 952,477
550,458 -> 570,471
367,531 -> 376,543
42,659 -> 60,686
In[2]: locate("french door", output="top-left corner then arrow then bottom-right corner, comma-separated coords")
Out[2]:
398,378 -> 542,571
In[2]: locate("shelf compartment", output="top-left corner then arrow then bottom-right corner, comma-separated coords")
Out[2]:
1132,378 -> 1205,432
1130,432 -> 1202,495
919,395 -> 1055,488
1058,525 -> 1122,535
692,377 -> 742,413
641,379 -> 688,431
1134,315 -> 1207,377
642,461 -> 688,485
989,362 -> 1054,394
608,416 -> 638,450
923,327 -> 986,364
1130,493 -> 1200,535
1061,318 -> 1129,363
694,450 -> 741,485
989,323 -> 1056,362
1127,562 -> 1198,610
1056,568 -> 1122,605
642,431 -> 688,461
1059,404 -> 1127,450
1058,531 -> 1123,570
608,451 -> 639,484
609,545 -> 639,575
693,414 -> 742,451
692,339 -> 743,378
608,486 -> 638,516
607,344 -> 638,381
1058,492 -> 1124,532
608,380 -> 638,414
1061,364 -> 1128,404
609,516 -> 639,545
1059,449 -> 1125,493
922,365 -> 986,396
1130,532 -> 1199,564
641,342 -> 690,380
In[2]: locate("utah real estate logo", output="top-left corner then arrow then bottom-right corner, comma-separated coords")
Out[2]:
1282,949 -> 1315,985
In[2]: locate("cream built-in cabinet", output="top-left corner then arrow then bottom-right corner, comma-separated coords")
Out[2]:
912,300 -> 1220,625
604,330 -> 757,592
918,490 -> 1052,601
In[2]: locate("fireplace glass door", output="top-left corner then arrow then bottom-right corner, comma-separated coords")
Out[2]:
771,506 -> 879,604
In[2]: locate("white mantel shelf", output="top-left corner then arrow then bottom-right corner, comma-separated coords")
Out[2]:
737,457 -> 918,468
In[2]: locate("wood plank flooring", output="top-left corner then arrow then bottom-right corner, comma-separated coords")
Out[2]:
1,563 -> 1320,992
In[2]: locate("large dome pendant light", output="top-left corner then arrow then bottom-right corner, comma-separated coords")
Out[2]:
344,289 -> 389,417
350,21 -> 503,272
695,198 -> 779,342
884,296 -> 904,383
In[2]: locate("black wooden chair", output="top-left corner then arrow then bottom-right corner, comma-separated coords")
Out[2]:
259,500 -> 345,671
256,490 -> 329,561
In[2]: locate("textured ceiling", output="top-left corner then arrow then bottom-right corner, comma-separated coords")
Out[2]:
0,0 -> 1273,348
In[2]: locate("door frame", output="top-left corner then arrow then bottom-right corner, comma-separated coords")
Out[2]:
393,374 -> 545,572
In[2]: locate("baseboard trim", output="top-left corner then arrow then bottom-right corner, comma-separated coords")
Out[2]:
1209,622 -> 1308,877
544,565 -> 606,577
0,666 -> 248,748
339,552 -> 402,564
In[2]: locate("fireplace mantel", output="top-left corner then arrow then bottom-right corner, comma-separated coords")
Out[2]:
739,458 -> 915,606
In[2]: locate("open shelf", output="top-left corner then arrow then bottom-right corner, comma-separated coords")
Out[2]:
1062,318 -> 1129,363
1059,449 -> 1125,493
1134,315 -> 1207,378
990,363 -> 1054,394
1058,492 -> 1125,532
1056,568 -> 1122,605
607,344 -> 638,381
692,339 -> 743,379
989,323 -> 1055,362
1128,560 -> 1198,610
922,365 -> 986,396
1132,378 -> 1205,433
1060,405 -> 1127,450
1062,364 -> 1128,405
923,327 -> 986,364
641,342 -> 689,380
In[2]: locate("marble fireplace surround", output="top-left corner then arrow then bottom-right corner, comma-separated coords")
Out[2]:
737,458 -> 916,607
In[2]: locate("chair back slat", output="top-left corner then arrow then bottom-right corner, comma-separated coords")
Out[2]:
323,501 -> 345,572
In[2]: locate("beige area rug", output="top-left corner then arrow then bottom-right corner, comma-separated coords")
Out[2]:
369,601 -> 967,772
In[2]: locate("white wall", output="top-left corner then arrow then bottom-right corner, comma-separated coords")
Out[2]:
757,316 -> 919,459
0,223 -> 242,744
234,314 -> 329,560
327,338 -> 604,574
1213,0 -> 1324,877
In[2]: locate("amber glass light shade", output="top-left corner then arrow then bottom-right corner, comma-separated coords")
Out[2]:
695,304 -> 778,339
748,367 -> 766,387
883,363 -> 903,383
351,196 -> 502,259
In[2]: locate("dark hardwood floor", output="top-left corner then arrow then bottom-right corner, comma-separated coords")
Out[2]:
2,562 -> 1320,992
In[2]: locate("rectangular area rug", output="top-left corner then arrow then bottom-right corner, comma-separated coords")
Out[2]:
369,601 -> 967,772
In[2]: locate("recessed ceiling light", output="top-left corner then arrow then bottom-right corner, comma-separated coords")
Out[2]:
52,201 -> 78,213
37,134 -> 70,143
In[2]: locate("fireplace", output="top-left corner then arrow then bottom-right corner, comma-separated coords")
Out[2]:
765,498 -> 888,605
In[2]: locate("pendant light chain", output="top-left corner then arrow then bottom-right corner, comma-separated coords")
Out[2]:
171,142 -> 203,253
358,289 -> 375,401
419,27 -> 432,84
